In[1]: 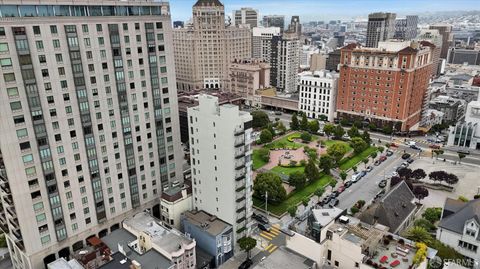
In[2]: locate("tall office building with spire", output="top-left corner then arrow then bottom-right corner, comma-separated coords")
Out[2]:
0,1 -> 183,268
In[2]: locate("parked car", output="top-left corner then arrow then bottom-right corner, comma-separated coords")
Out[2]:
238,259 -> 253,269
331,191 -> 339,198
457,149 -> 470,155
253,213 -> 269,224
337,186 -> 345,193
401,153 -> 411,159
407,158 -> 415,164
378,180 -> 387,188
410,145 -> 421,150
402,161 -> 409,167
342,134 -> 351,140
366,166 -> 373,172
390,143 -> 399,148
358,171 -> 367,178
351,173 -> 361,182
379,155 -> 387,162
429,144 -> 441,149
328,198 -> 339,208
391,171 -> 399,177
386,150 -> 394,156
344,180 -> 353,188
258,223 -> 271,232
274,111 -> 282,116
374,160 -> 381,166
319,196 -> 331,206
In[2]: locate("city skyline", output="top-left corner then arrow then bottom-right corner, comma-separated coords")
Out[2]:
170,0 -> 479,22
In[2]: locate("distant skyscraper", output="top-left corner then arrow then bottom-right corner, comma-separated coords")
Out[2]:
0,1 -> 184,268
366,12 -> 396,48
394,15 -> 418,40
337,41 -> 435,131
187,94 -> 254,242
262,15 -> 285,31
233,7 -> 258,28
173,20 -> 184,28
173,0 -> 251,91
288,16 -> 302,36
270,32 -> 300,93
252,27 -> 281,62
429,24 -> 453,59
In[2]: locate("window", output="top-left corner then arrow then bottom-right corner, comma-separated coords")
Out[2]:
33,26 -> 41,35
0,43 -> 8,52
50,25 -> 57,34
36,40 -> 44,49
7,87 -> 18,97
82,24 -> 88,33
41,235 -> 50,245
36,213 -> 46,223
22,154 -> 34,164
0,27 -> 5,36
0,58 -> 12,67
53,39 -> 60,48
4,73 -> 15,82
16,128 -> 28,138
96,24 -> 102,32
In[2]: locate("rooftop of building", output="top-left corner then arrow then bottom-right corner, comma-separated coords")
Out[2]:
252,247 -> 316,269
342,40 -> 433,54
182,210 -> 232,237
230,58 -> 271,69
193,0 -> 224,7
439,198 -> 480,236
47,258 -> 84,269
177,90 -> 243,112
298,70 -> 339,79
123,212 -> 195,254
430,95 -> 463,105
310,207 -> 345,228
161,182 -> 192,203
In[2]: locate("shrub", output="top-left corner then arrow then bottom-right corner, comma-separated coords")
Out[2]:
350,206 -> 359,214
413,242 -> 427,265
300,132 -> 312,142
287,133 -> 301,142
289,160 -> 297,167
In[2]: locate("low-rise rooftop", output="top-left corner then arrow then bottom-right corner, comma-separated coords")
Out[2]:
182,210 -> 231,237
253,247 -> 316,269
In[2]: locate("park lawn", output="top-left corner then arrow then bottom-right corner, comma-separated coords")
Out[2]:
253,174 -> 333,216
271,165 -> 305,176
323,139 -> 352,152
339,146 -> 378,171
264,131 -> 318,150
252,149 -> 268,170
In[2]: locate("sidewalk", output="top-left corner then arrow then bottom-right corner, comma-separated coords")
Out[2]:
220,247 -> 263,269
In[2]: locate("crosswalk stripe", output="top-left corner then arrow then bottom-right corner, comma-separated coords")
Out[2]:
272,223 -> 281,229
271,226 -> 280,232
268,245 -> 278,253
260,232 -> 273,240
265,244 -> 273,251
269,229 -> 280,236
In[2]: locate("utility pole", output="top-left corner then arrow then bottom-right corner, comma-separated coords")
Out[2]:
265,191 -> 268,218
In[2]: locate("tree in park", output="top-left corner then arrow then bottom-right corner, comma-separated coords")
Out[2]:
422,207 -> 442,224
327,142 -> 349,164
265,123 -> 276,137
398,167 -> 413,179
433,149 -> 444,160
352,165 -> 358,173
314,187 -> 325,200
362,130 -> 372,144
253,173 -> 286,203
445,173 -> 459,185
347,125 -> 361,138
339,171 -> 348,182
300,113 -> 309,131
304,159 -> 320,182
458,153 -> 466,163
412,169 -> 427,180
413,186 -> 429,202
429,171 -> 448,183
302,197 -> 310,207
390,176 -> 402,187
319,154 -> 335,174
290,113 -> 299,130
404,226 -> 432,244
350,137 -> 368,154
288,205 -> 297,217
259,129 -> 273,144
276,121 -> 287,135
250,111 -> 270,129
257,148 -> 270,162
238,236 -> 257,259
362,158 -> 369,168
300,132 -> 312,143
333,125 -> 345,139
323,123 -> 335,139
288,171 -> 306,189
370,151 -> 378,160
377,146 -> 385,153
308,120 -> 320,134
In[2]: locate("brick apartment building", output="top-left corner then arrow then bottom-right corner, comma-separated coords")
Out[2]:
336,41 -> 435,131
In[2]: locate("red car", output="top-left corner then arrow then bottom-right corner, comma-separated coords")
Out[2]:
389,143 -> 399,148
429,144 -> 441,149
379,155 -> 387,162
337,186 -> 345,193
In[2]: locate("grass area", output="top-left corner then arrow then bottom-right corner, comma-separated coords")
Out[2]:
263,132 -> 318,150
252,149 -> 268,170
339,146 -> 378,171
253,174 -> 333,216
323,139 -> 352,152
271,165 -> 305,176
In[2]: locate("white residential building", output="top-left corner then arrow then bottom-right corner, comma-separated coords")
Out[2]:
252,27 -> 281,63
0,1 -> 184,268
298,71 -> 338,122
187,95 -> 254,241
447,100 -> 480,150
271,32 -> 301,93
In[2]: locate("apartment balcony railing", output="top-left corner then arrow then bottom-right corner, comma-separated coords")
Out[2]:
234,147 -> 245,159
235,168 -> 246,181
234,127 -> 245,136
0,182 -> 11,194
234,137 -> 245,147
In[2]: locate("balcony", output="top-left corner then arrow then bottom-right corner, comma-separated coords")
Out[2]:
3,194 -> 13,206
235,180 -> 245,191
235,191 -> 245,202
235,168 -> 246,180
234,148 -> 245,159
234,137 -> 245,147
236,200 -> 246,212
234,127 -> 245,136
12,228 -> 22,241
235,159 -> 245,170
6,206 -> 16,219
0,167 -> 7,181
0,182 -> 11,194
15,240 -> 24,251
9,218 -> 19,229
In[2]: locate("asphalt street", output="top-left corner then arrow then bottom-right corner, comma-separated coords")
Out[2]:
250,223 -> 287,265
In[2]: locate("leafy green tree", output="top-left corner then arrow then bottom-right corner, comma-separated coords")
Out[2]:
352,165 -> 358,173
333,125 -> 345,139
237,236 -> 257,259
266,123 -> 276,137
414,218 -> 436,232
377,146 -> 385,153
323,123 -> 335,139
370,151 -> 378,160
259,129 -> 273,144
362,158 -> 369,168
290,113 -> 299,130
458,153 -> 466,163
350,137 -> 368,154
300,113 -> 309,131
302,197 -> 310,207
403,226 -> 432,244
250,111 -> 270,128
319,154 -> 335,174
253,173 -> 287,203
422,207 -> 442,224
276,121 -> 287,135
362,130 -> 372,144
288,171 -> 306,189
339,171 -> 348,182
433,149 -> 444,160
314,187 -> 325,199
327,142 -> 349,164
350,206 -> 359,214
308,120 -> 320,133
257,148 -> 270,162
288,205 -> 298,217
300,132 -> 312,142
347,125 -> 360,138
304,159 -> 320,182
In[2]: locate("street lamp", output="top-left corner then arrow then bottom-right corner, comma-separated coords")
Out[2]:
265,191 -> 268,218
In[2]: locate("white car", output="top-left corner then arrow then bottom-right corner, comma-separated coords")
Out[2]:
351,173 -> 360,182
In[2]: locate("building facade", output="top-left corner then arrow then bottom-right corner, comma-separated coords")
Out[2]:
298,70 -> 338,122
429,24 -> 453,59
0,1 -> 185,268
262,15 -> 285,31
173,0 -> 251,91
187,95 -> 254,242
417,29 -> 443,76
447,100 -> 480,150
447,47 -> 480,65
228,59 -> 271,106
300,45 -> 320,70
394,15 -> 418,41
366,12 -> 396,48
252,27 -> 281,63
336,41 -> 435,131
270,32 -> 300,93
233,8 -> 258,28
428,95 -> 466,124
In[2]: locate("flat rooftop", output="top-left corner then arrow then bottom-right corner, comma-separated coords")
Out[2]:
182,210 -> 232,237
253,247 -> 315,269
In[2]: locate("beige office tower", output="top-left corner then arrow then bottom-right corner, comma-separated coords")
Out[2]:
252,27 -> 281,63
228,59 -> 271,106
233,7 -> 258,28
173,0 -> 252,91
0,1 -> 184,268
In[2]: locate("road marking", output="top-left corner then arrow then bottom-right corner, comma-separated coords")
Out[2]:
272,223 -> 281,229
265,244 -> 274,251
269,228 -> 280,236
260,232 -> 273,240
268,245 -> 278,253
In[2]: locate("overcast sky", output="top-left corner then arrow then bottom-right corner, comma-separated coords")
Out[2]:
169,0 -> 477,22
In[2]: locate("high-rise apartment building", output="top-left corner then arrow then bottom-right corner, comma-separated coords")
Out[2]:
298,71 -> 339,122
336,41 -> 435,131
429,24 -> 453,59
262,15 -> 285,31
417,29 -> 443,75
252,27 -> 281,63
394,15 -> 418,40
187,95 -> 254,242
300,45 -> 320,69
271,31 -> 301,93
228,59 -> 271,105
0,1 -> 183,268
233,8 -> 258,28
366,12 -> 396,48
173,0 -> 252,91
